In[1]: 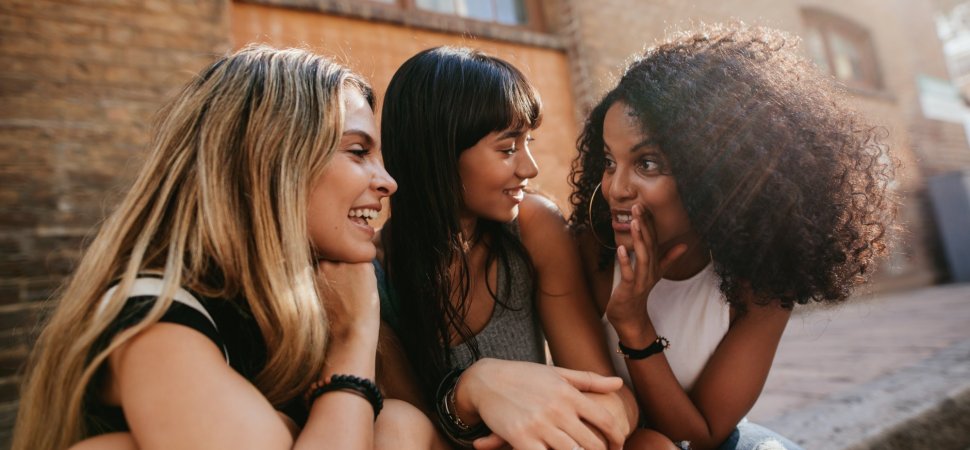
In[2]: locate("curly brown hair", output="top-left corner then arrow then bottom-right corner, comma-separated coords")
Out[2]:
568,23 -> 897,308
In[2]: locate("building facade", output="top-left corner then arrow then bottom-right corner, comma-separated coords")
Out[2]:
1,0 -> 966,445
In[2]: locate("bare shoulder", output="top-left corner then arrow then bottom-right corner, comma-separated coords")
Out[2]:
108,322 -> 234,395
515,194 -> 604,273
517,193 -> 567,237
69,433 -> 138,450
516,194 -> 573,260
108,323 -> 291,447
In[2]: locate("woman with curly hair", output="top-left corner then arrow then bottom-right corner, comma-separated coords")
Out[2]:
569,23 -> 896,450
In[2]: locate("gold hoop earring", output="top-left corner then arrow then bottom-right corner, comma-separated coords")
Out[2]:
588,182 -> 616,250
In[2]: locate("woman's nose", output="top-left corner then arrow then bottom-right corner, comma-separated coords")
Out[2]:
516,148 -> 539,180
374,165 -> 398,196
607,171 -> 634,202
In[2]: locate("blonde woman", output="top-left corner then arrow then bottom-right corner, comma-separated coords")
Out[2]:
14,45 -> 442,450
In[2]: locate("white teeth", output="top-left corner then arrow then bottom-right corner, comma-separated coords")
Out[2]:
348,208 -> 378,220
616,213 -> 632,223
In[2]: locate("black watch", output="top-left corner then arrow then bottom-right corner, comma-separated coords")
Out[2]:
617,336 -> 670,360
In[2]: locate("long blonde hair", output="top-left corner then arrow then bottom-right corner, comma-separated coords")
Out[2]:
13,45 -> 373,450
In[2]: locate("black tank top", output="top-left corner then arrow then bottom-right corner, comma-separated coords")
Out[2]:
84,290 -> 306,436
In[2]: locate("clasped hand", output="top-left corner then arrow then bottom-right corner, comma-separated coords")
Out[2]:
460,359 -> 629,450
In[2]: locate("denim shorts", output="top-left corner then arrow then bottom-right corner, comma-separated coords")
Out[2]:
674,419 -> 803,450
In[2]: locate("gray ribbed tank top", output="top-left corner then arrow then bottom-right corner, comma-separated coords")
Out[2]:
375,221 -> 547,369
448,232 -> 546,368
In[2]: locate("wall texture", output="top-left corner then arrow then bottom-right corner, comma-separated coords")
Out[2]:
231,2 -> 580,208
0,0 -> 230,444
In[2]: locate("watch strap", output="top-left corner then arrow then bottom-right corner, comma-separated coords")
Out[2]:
617,336 -> 670,360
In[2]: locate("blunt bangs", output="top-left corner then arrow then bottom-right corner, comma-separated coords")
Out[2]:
439,47 -> 542,151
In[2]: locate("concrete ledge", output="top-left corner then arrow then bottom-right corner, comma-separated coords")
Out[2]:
764,337 -> 970,449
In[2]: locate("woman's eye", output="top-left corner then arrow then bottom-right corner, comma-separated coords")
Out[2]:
347,146 -> 370,158
501,147 -> 517,155
636,159 -> 661,172
603,157 -> 616,171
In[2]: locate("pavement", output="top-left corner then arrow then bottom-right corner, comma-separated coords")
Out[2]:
745,282 -> 970,449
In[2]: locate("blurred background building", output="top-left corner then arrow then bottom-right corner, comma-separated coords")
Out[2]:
1,0 -> 969,446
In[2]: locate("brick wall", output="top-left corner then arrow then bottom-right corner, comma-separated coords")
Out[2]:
0,0 -> 230,445
231,2 -> 580,209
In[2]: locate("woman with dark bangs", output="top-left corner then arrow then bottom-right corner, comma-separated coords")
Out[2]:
376,47 -> 673,449
569,24 -> 896,450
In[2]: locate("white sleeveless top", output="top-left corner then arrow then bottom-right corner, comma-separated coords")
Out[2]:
602,260 -> 730,391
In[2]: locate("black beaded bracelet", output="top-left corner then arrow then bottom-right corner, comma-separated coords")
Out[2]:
434,367 -> 491,447
617,336 -> 670,360
306,374 -> 384,420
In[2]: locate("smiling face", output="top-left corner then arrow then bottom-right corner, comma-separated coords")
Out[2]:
457,128 -> 539,225
307,87 -> 397,263
601,101 -> 696,252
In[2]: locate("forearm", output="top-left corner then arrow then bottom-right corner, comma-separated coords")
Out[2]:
617,384 -> 639,432
451,358 -> 487,425
295,330 -> 379,450
627,359 -> 722,448
614,320 -> 722,447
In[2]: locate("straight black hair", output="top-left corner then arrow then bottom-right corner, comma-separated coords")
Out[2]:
381,46 -> 541,399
